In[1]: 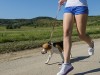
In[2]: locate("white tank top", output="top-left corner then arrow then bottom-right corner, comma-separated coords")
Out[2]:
65,0 -> 88,7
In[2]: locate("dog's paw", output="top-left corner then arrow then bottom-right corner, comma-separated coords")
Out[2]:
45,62 -> 49,64
58,61 -> 63,65
58,62 -> 63,65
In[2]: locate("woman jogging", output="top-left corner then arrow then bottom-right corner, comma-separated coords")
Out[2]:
57,0 -> 94,75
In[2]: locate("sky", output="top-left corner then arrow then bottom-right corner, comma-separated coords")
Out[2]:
0,0 -> 100,19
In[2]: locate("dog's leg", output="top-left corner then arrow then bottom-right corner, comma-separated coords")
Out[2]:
45,50 -> 53,64
56,45 -> 64,64
45,54 -> 52,64
59,52 -> 64,63
70,53 -> 72,58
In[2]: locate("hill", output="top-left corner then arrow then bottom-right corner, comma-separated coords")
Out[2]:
0,16 -> 100,27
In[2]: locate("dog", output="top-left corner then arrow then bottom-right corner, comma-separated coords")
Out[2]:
41,41 -> 72,64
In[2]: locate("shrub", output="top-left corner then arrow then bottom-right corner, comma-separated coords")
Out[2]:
6,23 -> 21,29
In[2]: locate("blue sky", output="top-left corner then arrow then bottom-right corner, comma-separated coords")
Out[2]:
0,0 -> 100,19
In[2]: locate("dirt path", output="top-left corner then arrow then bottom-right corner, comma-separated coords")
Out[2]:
0,39 -> 100,75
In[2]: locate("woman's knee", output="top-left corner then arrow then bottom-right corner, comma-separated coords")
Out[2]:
63,30 -> 72,37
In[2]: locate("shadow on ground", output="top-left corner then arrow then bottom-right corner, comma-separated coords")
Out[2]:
71,56 -> 90,63
74,68 -> 100,75
46,56 -> 100,74
47,56 -> 90,65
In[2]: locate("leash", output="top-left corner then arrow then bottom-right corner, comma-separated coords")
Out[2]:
49,5 -> 61,42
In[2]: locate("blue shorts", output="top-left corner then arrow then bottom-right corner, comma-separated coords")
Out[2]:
64,6 -> 89,15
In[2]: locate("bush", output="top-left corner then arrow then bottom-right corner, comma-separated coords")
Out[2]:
6,23 -> 21,29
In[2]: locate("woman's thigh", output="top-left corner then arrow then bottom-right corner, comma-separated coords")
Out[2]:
75,14 -> 88,35
63,13 -> 74,35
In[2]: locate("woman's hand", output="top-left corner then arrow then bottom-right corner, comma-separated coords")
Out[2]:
58,0 -> 67,6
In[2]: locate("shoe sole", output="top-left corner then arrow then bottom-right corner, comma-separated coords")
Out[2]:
63,67 -> 74,75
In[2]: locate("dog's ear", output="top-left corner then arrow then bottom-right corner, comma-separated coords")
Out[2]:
42,43 -> 49,48
42,43 -> 51,50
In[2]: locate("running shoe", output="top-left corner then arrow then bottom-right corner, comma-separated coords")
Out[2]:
57,63 -> 74,75
88,41 -> 94,56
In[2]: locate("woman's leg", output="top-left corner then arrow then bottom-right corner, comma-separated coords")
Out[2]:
75,14 -> 94,56
75,14 -> 92,46
57,13 -> 74,75
63,13 -> 74,63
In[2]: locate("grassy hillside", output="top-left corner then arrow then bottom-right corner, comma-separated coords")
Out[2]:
0,16 -> 100,53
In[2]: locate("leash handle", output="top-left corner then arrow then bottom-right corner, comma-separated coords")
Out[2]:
49,5 -> 61,42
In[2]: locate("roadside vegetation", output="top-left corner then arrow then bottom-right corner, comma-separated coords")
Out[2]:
0,16 -> 100,53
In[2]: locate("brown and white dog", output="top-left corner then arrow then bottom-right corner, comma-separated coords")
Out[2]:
41,41 -> 72,64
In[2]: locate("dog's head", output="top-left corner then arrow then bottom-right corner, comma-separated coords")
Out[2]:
41,42 -> 52,54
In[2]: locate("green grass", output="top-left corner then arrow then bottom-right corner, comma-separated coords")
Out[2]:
0,26 -> 63,43
0,24 -> 100,54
